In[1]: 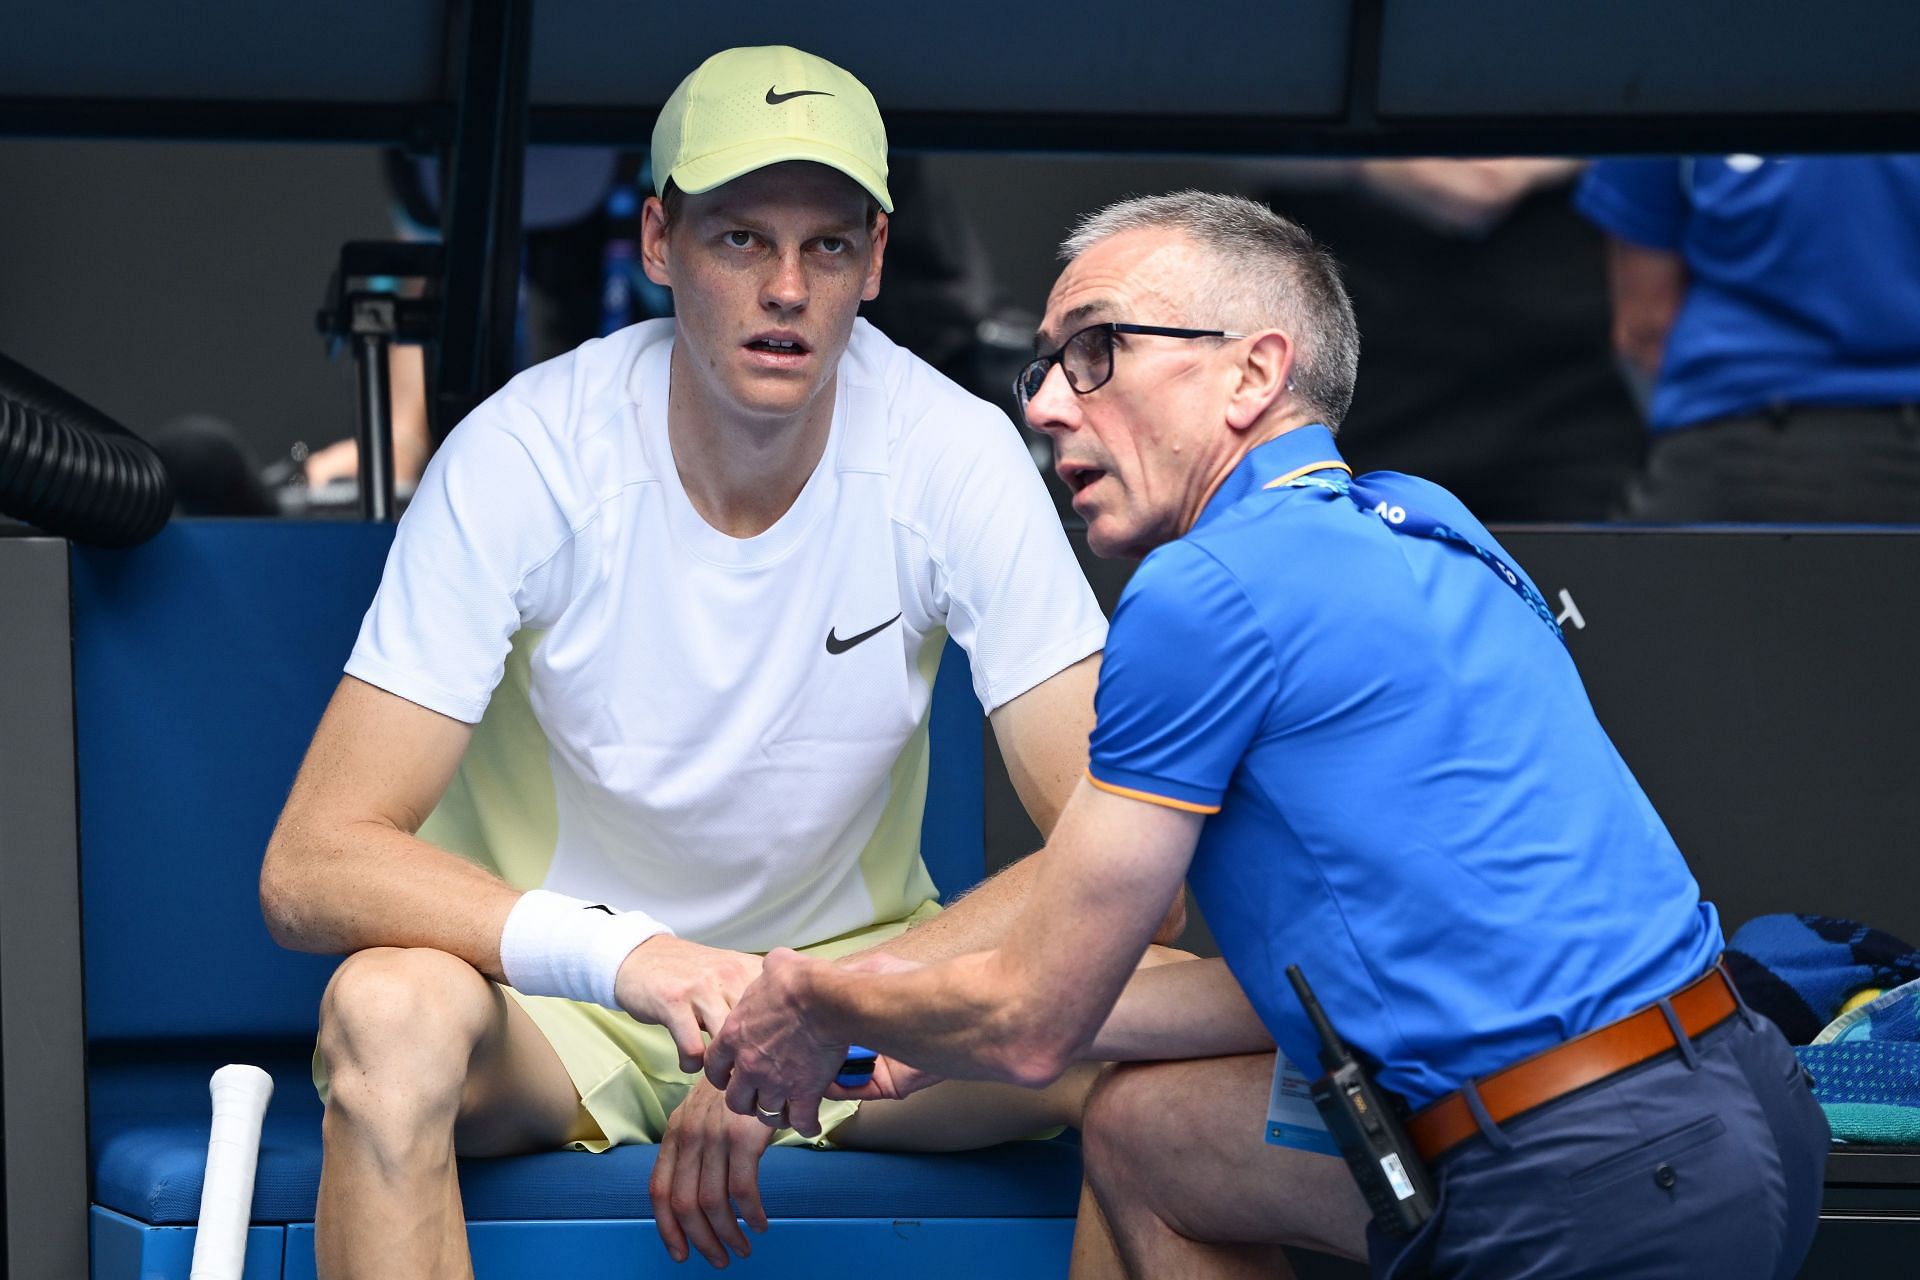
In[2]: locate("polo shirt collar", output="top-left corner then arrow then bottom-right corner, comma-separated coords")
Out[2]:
1192,423 -> 1346,532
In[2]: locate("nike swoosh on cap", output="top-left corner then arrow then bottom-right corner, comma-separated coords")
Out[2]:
766,86 -> 834,105
825,613 -> 902,655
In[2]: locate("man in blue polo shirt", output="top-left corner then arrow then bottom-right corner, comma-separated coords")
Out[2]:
1579,155 -> 1920,522
705,192 -> 1828,1278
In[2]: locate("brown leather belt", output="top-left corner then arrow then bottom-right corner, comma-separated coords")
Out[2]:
1407,966 -> 1740,1164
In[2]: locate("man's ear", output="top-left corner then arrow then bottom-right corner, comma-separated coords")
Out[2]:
862,212 -> 889,303
640,195 -> 674,289
1225,330 -> 1295,432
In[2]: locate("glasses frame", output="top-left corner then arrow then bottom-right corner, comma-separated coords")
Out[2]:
1014,322 -> 1246,411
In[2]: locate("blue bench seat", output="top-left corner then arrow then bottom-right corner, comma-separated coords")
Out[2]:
90,1046 -> 1083,1229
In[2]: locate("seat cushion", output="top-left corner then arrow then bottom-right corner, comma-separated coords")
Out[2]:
90,1046 -> 1084,1226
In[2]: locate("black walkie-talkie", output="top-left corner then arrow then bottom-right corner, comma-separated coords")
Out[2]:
1286,964 -> 1437,1239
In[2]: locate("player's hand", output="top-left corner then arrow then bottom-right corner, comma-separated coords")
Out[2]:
650,1078 -> 774,1268
705,948 -> 845,1138
614,937 -> 763,1073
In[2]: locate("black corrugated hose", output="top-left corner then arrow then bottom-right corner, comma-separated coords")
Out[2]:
0,348 -> 172,546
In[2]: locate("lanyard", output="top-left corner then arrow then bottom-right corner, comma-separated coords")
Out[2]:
1267,465 -> 1565,644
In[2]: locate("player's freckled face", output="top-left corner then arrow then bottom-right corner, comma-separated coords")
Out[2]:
642,162 -> 888,424
1026,229 -> 1234,560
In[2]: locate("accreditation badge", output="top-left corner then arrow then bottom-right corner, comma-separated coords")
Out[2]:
1265,1052 -> 1339,1156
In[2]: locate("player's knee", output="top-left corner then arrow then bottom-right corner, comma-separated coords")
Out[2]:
318,947 -> 492,1102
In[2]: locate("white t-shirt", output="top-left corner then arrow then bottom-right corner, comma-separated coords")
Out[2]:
347,318 -> 1106,952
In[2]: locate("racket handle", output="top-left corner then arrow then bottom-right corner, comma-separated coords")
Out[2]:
190,1064 -> 275,1280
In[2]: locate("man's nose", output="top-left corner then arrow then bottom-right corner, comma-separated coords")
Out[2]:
763,250 -> 808,312
1023,362 -> 1079,436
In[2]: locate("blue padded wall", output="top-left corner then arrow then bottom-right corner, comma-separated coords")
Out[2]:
530,1 -> 1353,117
921,640 -> 985,903
72,521 -> 395,1042
1379,0 -> 1920,117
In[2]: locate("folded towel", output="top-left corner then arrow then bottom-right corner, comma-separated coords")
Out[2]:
1798,977 -> 1920,1144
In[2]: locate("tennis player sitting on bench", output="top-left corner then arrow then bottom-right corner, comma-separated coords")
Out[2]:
260,45 -> 1177,1279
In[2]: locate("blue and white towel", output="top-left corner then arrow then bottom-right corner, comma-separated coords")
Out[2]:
1801,979 -> 1920,1145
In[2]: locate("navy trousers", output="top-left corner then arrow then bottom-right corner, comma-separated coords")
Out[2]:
1370,1006 -> 1829,1279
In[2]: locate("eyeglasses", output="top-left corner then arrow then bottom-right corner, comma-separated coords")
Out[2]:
1014,322 -> 1245,412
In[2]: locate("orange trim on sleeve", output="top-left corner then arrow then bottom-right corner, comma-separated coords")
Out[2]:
1262,460 -> 1353,490
1086,768 -> 1222,815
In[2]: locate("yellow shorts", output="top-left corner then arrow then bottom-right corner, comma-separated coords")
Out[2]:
313,900 -> 941,1152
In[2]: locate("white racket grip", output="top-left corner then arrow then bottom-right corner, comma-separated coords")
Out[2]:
190,1064 -> 275,1280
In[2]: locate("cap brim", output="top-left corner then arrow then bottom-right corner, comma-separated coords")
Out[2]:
670,137 -> 893,213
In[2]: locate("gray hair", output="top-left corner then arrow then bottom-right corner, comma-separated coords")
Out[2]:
1060,191 -> 1360,429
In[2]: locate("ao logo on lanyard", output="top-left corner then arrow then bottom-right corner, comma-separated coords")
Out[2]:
1273,467 -> 1563,644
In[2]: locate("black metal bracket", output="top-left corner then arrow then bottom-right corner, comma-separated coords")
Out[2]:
432,0 -> 532,445
315,241 -> 444,521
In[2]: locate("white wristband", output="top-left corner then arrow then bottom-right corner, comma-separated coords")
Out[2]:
499,889 -> 674,1010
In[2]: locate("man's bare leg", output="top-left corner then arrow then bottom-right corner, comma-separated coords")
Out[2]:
1070,1178 -> 1126,1280
828,1063 -> 1132,1275
314,947 -> 595,1280
1079,1054 -> 1370,1279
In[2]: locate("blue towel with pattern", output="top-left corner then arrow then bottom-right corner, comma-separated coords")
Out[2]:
1799,979 -> 1920,1144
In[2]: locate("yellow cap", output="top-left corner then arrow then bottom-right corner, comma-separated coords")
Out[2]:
652,46 -> 892,213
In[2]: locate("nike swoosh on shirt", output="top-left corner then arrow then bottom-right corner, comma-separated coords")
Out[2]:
766,86 -> 833,105
825,613 -> 902,655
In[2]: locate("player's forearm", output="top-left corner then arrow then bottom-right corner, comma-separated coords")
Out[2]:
1089,957 -> 1275,1061
260,815 -> 518,975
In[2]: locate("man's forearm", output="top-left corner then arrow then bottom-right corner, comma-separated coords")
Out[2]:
878,855 -> 1039,962
879,853 -> 1186,963
805,951 -> 1075,1087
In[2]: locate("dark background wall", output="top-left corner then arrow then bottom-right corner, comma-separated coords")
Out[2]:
0,139 -> 1258,466
0,139 -> 392,464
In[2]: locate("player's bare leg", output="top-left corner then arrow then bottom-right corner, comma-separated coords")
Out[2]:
829,1060 -> 1102,1151
314,947 -> 594,1280
1079,1054 -> 1369,1279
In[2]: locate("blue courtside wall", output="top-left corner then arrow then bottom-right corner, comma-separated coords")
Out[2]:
922,639 -> 985,903
71,519 -> 985,1043
71,522 -> 396,1042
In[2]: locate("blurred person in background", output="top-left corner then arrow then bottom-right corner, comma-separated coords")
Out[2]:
1261,158 -> 1642,522
1579,155 -> 1920,522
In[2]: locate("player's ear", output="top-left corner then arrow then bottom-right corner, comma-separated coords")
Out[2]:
861,211 -> 888,303
1225,330 -> 1293,433
641,195 -> 674,289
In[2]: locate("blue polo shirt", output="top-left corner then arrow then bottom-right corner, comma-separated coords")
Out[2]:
1087,425 -> 1722,1108
1577,156 -> 1920,432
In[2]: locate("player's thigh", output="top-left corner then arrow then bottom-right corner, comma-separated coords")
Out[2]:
1084,1053 -> 1368,1259
831,1062 -> 1104,1152
453,982 -> 600,1156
